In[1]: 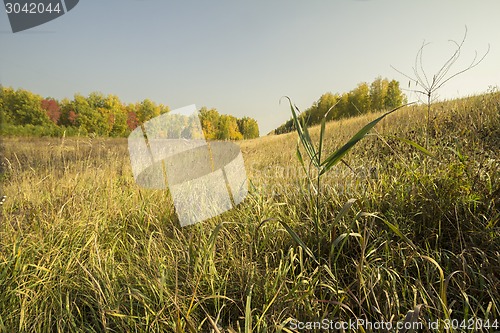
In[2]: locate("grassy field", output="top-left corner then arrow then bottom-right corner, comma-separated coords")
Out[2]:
0,92 -> 499,332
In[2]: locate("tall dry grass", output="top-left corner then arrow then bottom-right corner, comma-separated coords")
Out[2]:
0,92 -> 499,332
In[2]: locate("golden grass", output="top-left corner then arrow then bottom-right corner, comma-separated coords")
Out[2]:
0,92 -> 499,332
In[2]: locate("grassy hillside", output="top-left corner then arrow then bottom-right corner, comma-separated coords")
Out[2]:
0,91 -> 499,332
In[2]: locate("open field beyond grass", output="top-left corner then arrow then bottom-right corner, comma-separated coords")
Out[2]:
1,92 -> 499,332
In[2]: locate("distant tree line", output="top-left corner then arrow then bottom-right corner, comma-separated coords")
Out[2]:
199,107 -> 259,140
0,86 -> 259,139
274,77 -> 406,135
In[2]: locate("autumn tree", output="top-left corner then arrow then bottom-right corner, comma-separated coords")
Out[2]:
69,94 -> 106,135
237,117 -> 259,139
349,82 -> 371,115
370,77 -> 389,111
126,103 -> 139,131
199,107 -> 220,140
273,77 -> 408,135
2,88 -> 51,126
41,98 -> 61,125
58,98 -> 78,127
217,114 -> 242,140
137,99 -> 160,124
384,80 -> 405,109
335,93 -> 350,119
0,86 -> 258,139
0,86 -> 15,124
313,93 -> 339,122
158,104 -> 170,115
86,92 -> 106,109
102,94 -> 127,136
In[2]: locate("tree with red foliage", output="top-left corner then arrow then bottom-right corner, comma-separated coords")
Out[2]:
68,110 -> 78,125
41,98 -> 61,124
127,110 -> 139,130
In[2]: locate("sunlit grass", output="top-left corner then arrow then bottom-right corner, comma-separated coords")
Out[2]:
1,92 -> 499,332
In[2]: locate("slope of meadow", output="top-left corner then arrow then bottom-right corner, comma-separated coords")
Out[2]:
0,92 -> 499,332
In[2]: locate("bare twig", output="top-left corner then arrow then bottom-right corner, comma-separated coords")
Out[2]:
391,27 -> 489,147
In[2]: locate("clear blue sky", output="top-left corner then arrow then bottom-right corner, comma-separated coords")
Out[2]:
1,1 -> 499,135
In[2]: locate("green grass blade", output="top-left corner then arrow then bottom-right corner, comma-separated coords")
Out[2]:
278,219 -> 317,262
207,221 -> 226,252
245,287 -> 253,333
295,139 -> 306,171
320,104 -> 410,175
282,96 -> 318,167
333,198 -> 357,226
317,103 -> 338,162
330,211 -> 365,263
447,146 -> 465,163
368,213 -> 417,250
419,255 -> 450,320
318,115 -> 327,165
388,135 -> 438,160
332,233 -> 362,248
299,110 -> 318,165
296,139 -> 303,164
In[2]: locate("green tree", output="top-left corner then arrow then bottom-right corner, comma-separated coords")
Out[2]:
311,92 -> 339,123
336,92 -> 350,119
137,99 -> 160,124
104,94 -> 128,137
217,114 -> 231,140
58,98 -> 78,127
384,80 -> 405,109
79,92 -> 113,135
370,77 -> 389,111
199,107 -> 220,140
0,86 -> 8,129
217,114 -> 242,140
237,117 -> 259,139
86,92 -> 106,109
349,82 -> 371,115
71,94 -> 107,135
0,86 -> 15,124
3,88 -> 51,126
158,104 -> 170,115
